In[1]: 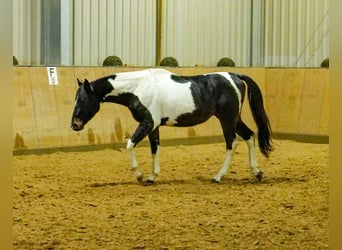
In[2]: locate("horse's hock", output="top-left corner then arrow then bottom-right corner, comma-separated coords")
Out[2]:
13,67 -> 329,151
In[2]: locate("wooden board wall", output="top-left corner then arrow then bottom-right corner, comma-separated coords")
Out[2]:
265,68 -> 329,135
13,67 -> 329,150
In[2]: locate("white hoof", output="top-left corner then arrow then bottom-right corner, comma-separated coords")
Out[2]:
146,175 -> 156,182
212,175 -> 221,183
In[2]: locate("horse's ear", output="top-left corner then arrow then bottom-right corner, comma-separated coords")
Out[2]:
77,78 -> 82,86
84,79 -> 93,93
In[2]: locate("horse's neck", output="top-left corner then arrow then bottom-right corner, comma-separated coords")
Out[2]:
93,78 -> 115,99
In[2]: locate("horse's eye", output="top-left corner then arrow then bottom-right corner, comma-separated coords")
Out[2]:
76,95 -> 86,102
75,95 -> 86,104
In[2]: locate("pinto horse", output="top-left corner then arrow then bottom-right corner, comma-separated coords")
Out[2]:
71,69 -> 273,183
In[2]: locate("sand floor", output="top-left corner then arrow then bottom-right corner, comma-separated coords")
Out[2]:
13,139 -> 329,249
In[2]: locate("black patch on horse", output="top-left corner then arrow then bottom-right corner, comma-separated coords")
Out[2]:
105,93 -> 153,124
171,74 -> 239,127
170,74 -> 190,83
105,93 -> 154,145
160,117 -> 169,125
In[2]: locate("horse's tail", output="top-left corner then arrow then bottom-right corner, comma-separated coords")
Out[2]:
237,74 -> 273,157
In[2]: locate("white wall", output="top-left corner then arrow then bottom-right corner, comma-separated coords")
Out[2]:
263,0 -> 329,67
13,0 -> 329,67
161,0 -> 252,66
73,0 -> 156,66
13,0 -> 41,65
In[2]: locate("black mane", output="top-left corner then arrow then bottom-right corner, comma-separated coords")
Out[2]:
91,75 -> 115,101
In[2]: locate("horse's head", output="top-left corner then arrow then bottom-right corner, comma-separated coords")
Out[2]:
70,78 -> 101,131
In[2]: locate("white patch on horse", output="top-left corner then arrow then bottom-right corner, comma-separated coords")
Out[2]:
74,95 -> 78,107
146,145 -> 160,182
165,120 -> 177,126
126,139 -> 143,181
214,72 -> 242,112
106,69 -> 196,129
246,136 -> 260,176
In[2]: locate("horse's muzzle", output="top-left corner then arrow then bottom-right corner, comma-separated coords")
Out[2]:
71,118 -> 84,131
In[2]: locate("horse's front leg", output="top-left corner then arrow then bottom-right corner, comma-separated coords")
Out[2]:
127,121 -> 153,182
145,128 -> 161,184
127,139 -> 144,182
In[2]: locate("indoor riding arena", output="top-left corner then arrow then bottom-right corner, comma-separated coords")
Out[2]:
13,1 -> 329,249
13,67 -> 329,249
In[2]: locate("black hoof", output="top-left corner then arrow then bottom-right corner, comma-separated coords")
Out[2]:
136,174 -> 144,183
211,178 -> 220,183
255,171 -> 264,182
143,179 -> 155,186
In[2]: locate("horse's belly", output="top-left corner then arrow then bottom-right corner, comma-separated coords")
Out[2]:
160,94 -> 196,123
162,108 -> 214,127
175,112 -> 213,127
164,119 -> 178,126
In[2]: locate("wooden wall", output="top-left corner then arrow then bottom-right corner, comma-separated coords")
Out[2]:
13,67 -> 329,151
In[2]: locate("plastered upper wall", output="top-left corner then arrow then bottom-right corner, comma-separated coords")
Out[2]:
13,67 -> 329,151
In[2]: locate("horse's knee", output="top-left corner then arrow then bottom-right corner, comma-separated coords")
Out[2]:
126,139 -> 135,150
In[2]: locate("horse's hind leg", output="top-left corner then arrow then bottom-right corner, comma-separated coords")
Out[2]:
236,119 -> 263,181
212,117 -> 238,183
145,128 -> 161,183
212,139 -> 238,183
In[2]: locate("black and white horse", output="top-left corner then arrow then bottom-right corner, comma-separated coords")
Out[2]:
71,69 -> 273,183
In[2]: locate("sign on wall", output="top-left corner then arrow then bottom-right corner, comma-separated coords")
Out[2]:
47,67 -> 59,85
